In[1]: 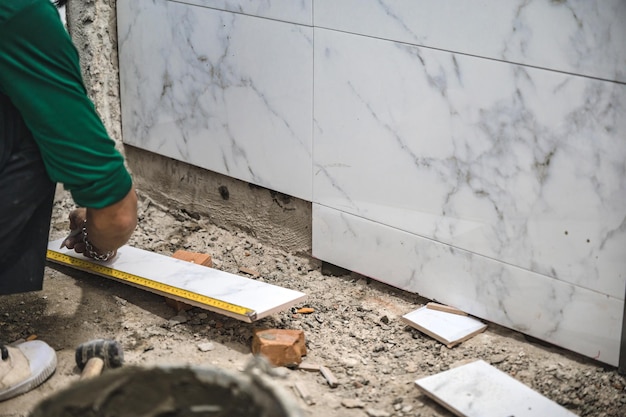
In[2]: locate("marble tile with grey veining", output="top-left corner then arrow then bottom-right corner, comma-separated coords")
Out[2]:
416,360 -> 578,417
170,0 -> 312,25
48,238 -> 306,321
118,0 -> 313,200
402,306 -> 487,347
313,204 -> 623,366
315,0 -> 626,82
313,28 -> 626,297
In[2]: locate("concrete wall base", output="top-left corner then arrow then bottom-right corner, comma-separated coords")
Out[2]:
125,146 -> 312,254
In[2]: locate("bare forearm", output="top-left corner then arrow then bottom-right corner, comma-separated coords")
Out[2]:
85,186 -> 138,252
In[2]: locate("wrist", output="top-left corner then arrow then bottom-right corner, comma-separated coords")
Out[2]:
81,220 -> 116,261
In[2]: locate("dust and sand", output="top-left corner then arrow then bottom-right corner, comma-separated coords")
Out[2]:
0,190 -> 624,417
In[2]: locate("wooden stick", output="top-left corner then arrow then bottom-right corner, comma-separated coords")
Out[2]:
80,357 -> 104,380
426,302 -> 468,316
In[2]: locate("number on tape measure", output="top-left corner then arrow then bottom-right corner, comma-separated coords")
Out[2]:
46,250 -> 255,318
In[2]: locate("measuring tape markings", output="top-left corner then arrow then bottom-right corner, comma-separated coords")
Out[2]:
46,250 -> 256,319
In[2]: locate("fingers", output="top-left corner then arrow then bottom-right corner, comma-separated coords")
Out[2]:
64,235 -> 115,260
63,208 -> 86,250
64,207 -> 118,261
68,207 -> 87,230
71,241 -> 86,254
61,228 -> 82,249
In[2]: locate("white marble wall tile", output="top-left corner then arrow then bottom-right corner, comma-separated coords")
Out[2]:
118,0 -> 313,201
313,204 -> 623,366
315,0 -> 626,83
172,0 -> 312,25
313,28 -> 626,297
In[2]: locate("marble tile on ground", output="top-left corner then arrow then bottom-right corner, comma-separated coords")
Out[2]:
402,306 -> 487,348
170,0 -> 312,25
312,204 -> 623,366
314,0 -> 626,82
47,238 -> 306,322
415,360 -> 578,417
118,0 -> 313,201
313,28 -> 626,297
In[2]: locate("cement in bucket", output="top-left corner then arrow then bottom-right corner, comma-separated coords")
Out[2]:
31,365 -> 304,417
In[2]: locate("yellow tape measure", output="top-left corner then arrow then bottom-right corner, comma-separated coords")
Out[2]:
46,250 -> 256,320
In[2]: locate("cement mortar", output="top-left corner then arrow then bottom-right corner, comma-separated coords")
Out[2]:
66,1 -> 311,253
31,366 -> 303,417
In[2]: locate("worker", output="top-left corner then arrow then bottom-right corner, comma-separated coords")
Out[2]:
0,0 -> 137,400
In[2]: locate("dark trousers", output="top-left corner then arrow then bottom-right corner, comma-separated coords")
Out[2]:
0,93 -> 55,294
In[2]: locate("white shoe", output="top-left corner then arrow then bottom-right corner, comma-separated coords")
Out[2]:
0,340 -> 57,401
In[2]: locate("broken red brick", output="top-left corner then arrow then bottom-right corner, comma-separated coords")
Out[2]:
164,297 -> 194,312
251,329 -> 307,367
172,250 -> 212,267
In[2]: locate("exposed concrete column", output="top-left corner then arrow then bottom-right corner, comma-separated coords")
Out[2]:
66,0 -> 123,148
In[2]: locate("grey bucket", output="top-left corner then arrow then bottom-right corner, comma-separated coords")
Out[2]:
31,365 -> 304,417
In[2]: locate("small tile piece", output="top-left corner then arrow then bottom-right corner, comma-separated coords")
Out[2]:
293,381 -> 315,405
342,398 -> 366,409
319,365 -> 339,388
251,329 -> 307,367
402,306 -> 487,348
197,342 -> 215,352
415,360 -> 578,417
297,361 -> 320,372
239,266 -> 260,277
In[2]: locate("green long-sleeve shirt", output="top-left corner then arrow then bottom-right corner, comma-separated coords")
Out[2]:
0,0 -> 132,208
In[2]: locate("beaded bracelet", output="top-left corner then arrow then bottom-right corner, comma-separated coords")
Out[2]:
81,220 -> 116,261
